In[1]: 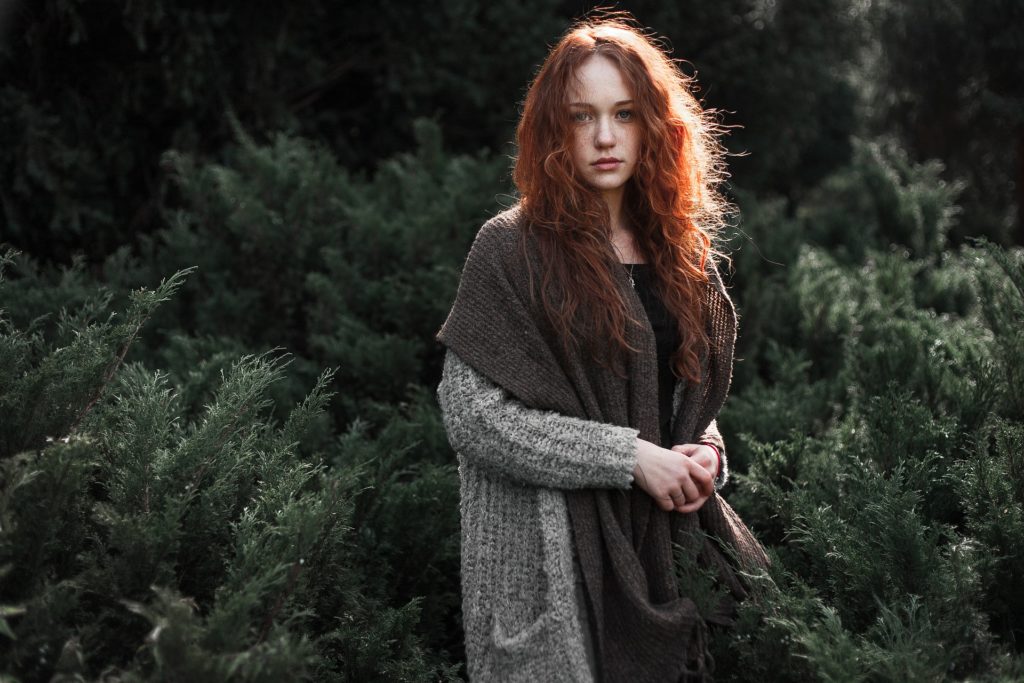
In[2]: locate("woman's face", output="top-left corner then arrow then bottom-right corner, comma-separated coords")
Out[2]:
566,54 -> 641,202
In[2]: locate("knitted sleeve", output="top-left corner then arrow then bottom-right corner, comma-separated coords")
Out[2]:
437,349 -> 638,490
696,419 -> 730,490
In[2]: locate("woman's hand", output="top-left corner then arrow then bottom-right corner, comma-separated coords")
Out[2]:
671,443 -> 719,479
670,443 -> 720,512
632,438 -> 715,513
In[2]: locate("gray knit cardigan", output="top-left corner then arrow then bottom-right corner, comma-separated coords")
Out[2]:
437,344 -> 729,682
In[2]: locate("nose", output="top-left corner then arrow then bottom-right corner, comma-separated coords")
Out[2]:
594,116 -> 615,148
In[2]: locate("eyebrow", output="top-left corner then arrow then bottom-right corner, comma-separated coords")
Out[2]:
568,99 -> 634,108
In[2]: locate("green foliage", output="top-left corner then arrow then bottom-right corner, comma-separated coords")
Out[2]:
715,143 -> 1024,679
0,252 -> 192,459
974,240 -> 1024,418
107,118 -> 505,424
672,530 -> 731,623
799,138 -> 964,262
866,0 -> 1024,244
0,261 -> 459,680
957,421 -> 1024,649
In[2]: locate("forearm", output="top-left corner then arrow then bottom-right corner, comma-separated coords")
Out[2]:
437,350 -> 638,489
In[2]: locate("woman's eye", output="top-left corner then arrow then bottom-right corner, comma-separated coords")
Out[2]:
572,111 -> 591,122
616,110 -> 634,121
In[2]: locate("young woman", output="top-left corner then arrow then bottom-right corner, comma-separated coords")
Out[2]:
436,15 -> 768,682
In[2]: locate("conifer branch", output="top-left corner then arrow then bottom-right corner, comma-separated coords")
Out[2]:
66,268 -> 195,436
257,538 -> 305,644
66,328 -> 137,437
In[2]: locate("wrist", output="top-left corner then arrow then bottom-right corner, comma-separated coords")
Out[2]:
700,442 -> 722,479
633,437 -> 651,480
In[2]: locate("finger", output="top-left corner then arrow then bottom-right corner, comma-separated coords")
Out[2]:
699,446 -> 720,473
677,496 -> 707,514
693,453 -> 716,476
679,477 -> 700,503
688,458 -> 712,491
657,494 -> 677,512
698,477 -> 714,498
688,462 -> 714,495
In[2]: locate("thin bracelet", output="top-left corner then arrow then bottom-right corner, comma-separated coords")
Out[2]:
700,442 -> 722,479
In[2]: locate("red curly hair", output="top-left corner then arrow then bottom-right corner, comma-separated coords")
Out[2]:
513,14 -> 732,383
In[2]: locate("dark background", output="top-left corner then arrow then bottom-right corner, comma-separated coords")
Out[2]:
2,0 -> 1021,264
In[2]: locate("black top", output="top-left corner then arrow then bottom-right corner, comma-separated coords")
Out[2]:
625,263 -> 681,448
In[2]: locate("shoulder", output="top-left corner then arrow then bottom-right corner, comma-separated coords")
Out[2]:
702,254 -> 738,332
704,255 -> 733,298
462,204 -> 530,276
472,204 -> 526,252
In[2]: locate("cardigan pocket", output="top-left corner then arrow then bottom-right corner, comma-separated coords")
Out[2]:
488,487 -> 574,664
491,603 -> 555,652
485,605 -> 567,682
487,579 -> 563,678
488,496 -> 556,655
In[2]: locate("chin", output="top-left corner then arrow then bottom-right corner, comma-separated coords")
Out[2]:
588,177 -> 630,192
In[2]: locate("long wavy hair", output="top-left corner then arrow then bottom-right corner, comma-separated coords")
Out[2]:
513,15 -> 733,383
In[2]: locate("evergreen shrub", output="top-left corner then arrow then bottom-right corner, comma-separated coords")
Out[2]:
0,251 -> 462,681
714,149 -> 1024,679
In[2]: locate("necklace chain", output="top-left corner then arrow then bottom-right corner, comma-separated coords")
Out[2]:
611,240 -> 636,289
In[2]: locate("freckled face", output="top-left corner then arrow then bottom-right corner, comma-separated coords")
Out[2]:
566,55 -> 641,201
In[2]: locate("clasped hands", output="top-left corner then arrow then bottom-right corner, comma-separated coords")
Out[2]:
632,439 -> 719,514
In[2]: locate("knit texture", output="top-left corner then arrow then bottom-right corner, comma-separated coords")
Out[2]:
441,352 -> 728,488
437,206 -> 768,681
438,351 -> 730,682
438,350 -> 635,681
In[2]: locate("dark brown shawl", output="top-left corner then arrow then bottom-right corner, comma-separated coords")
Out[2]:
437,207 -> 768,682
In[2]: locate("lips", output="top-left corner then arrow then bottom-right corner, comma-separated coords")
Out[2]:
591,157 -> 623,171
